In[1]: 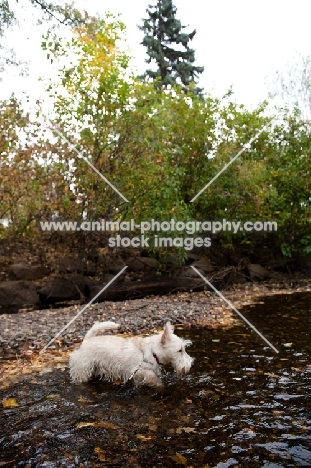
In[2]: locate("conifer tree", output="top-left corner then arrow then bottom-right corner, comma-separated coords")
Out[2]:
139,0 -> 204,95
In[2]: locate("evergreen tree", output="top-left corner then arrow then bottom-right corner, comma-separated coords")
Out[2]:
139,0 -> 204,95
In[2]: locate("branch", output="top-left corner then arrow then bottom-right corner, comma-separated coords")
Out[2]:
31,0 -> 65,24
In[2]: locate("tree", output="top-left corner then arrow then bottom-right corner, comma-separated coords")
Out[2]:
0,0 -> 18,72
0,1 -> 14,37
45,14 -> 133,220
0,0 -> 85,75
139,0 -> 204,95
0,96 -> 82,236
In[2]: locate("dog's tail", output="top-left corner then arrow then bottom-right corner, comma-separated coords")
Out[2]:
83,321 -> 120,341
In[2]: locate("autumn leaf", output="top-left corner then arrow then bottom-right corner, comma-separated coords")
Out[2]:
176,427 -> 195,434
170,452 -> 187,465
76,420 -> 120,430
94,421 -> 120,430
75,421 -> 95,429
2,398 -> 19,408
94,447 -> 106,462
136,434 -> 153,442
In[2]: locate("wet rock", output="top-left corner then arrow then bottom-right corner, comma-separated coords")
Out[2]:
8,262 -> 50,281
38,275 -> 93,304
0,280 -> 40,309
127,257 -> 158,272
181,267 -> 205,278
247,264 -> 270,281
88,275 -> 205,302
193,257 -> 214,273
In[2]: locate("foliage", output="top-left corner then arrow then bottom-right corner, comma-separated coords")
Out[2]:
262,111 -> 311,255
44,14 -> 132,220
0,0 -> 18,72
0,97 -> 82,236
0,0 -> 15,37
139,0 -> 204,95
30,0 -> 84,26
0,0 -> 86,75
0,8 -> 310,260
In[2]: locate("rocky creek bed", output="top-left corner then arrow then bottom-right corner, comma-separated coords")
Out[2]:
0,285 -> 311,467
0,280 -> 309,362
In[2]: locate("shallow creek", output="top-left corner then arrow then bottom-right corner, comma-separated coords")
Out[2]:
1,292 -> 310,467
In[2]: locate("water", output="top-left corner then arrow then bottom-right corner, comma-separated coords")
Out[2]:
0,292 -> 310,467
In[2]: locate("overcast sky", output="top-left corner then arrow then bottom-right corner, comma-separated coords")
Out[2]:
1,0 -> 311,109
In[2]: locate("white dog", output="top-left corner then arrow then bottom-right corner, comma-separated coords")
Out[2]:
69,321 -> 194,387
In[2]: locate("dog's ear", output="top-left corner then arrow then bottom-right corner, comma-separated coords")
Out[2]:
161,322 -> 174,344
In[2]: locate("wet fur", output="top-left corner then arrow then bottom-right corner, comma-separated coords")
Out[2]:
69,321 -> 193,387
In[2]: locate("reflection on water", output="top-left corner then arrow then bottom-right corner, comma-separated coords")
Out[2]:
185,291 -> 311,467
0,292 -> 310,467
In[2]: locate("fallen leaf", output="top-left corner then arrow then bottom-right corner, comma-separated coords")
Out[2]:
264,372 -> 279,378
94,447 -> 106,462
176,427 -> 195,434
171,452 -> 187,465
76,420 -> 120,430
2,398 -> 19,408
136,434 -> 153,441
94,421 -> 120,430
183,427 -> 195,433
76,421 -> 95,429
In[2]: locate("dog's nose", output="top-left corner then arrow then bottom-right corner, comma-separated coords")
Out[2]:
176,366 -> 187,376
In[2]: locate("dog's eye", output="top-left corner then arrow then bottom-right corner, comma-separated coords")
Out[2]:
179,349 -> 182,352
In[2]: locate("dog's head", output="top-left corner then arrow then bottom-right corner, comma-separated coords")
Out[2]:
158,322 -> 194,377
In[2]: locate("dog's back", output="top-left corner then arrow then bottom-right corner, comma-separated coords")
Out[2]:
69,322 -> 143,383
